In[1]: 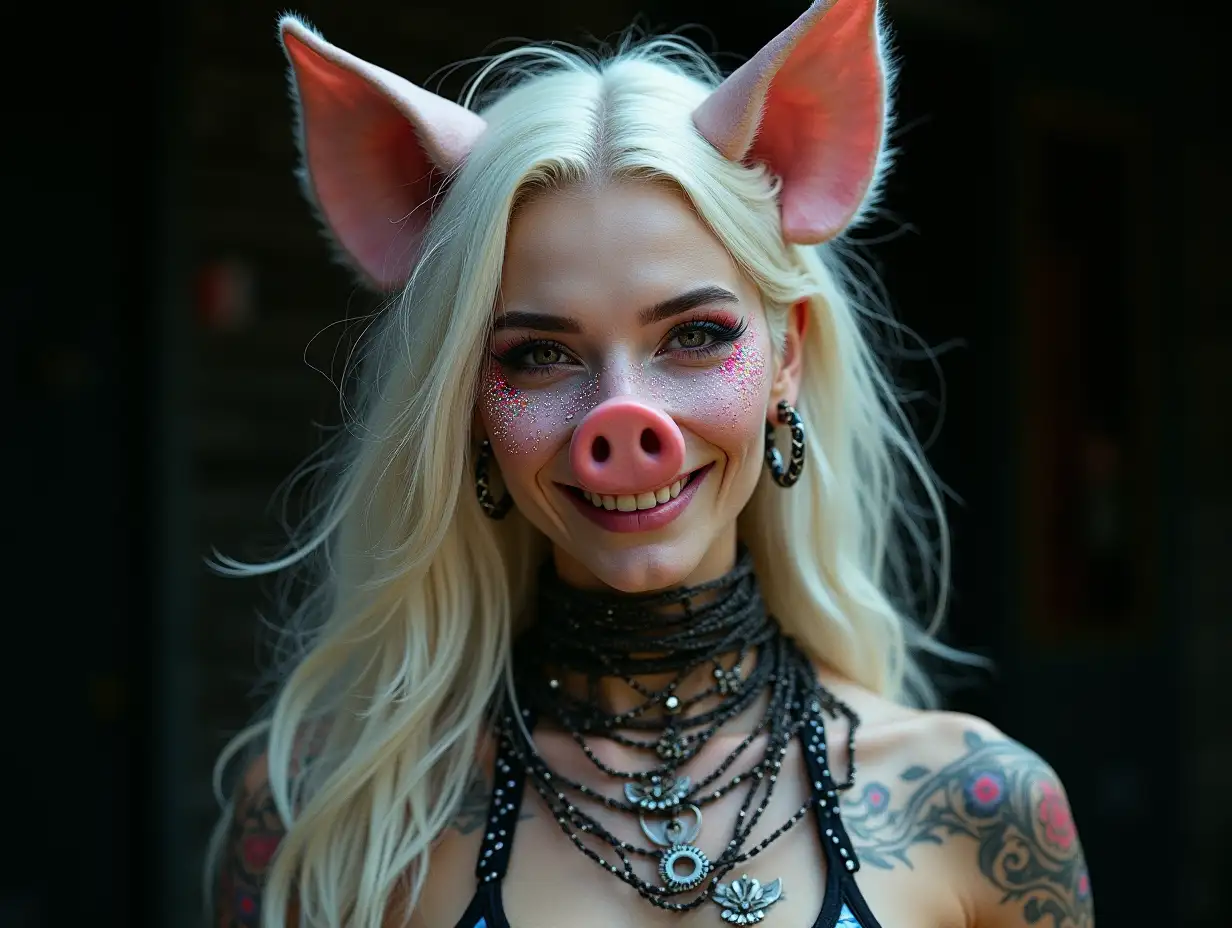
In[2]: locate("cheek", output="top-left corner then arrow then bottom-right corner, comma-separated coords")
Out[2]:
479,363 -> 601,458
480,366 -> 534,454
648,338 -> 769,443
717,340 -> 769,412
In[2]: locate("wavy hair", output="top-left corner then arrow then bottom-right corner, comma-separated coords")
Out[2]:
207,25 -> 961,928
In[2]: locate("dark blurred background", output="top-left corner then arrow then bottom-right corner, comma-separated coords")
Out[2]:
8,0 -> 1228,926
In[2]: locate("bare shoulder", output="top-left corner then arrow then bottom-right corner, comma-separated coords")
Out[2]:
214,752 -> 291,928
213,738 -> 502,928
841,705 -> 1095,928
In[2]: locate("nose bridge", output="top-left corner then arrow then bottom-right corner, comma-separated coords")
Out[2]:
592,353 -> 646,405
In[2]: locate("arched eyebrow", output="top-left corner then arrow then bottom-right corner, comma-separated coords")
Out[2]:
493,285 -> 740,333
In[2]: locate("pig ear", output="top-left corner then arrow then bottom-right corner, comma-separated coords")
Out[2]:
692,0 -> 891,244
278,15 -> 487,291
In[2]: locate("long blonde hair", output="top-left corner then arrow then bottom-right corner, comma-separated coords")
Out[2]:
209,29 -> 958,928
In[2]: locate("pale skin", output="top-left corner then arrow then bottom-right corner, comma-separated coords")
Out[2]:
216,180 -> 1093,928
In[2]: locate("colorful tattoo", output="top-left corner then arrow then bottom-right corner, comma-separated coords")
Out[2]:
841,730 -> 1094,927
216,778 -> 286,928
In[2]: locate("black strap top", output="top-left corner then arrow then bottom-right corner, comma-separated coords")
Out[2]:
453,706 -> 887,928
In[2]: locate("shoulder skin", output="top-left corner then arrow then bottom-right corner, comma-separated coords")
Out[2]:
842,709 -> 1095,928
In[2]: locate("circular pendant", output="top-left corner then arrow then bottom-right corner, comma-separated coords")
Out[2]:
658,843 -> 712,893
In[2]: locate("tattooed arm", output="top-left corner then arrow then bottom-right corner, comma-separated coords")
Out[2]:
842,720 -> 1094,928
214,754 -> 293,928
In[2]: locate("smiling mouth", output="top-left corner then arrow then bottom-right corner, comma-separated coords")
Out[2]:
566,469 -> 700,513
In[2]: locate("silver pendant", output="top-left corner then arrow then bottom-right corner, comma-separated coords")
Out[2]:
639,802 -> 710,893
658,842 -> 712,893
656,727 -> 687,762
625,773 -> 691,811
639,803 -> 702,847
713,874 -> 784,924
713,664 -> 743,695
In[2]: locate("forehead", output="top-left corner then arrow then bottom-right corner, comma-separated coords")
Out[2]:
500,180 -> 747,313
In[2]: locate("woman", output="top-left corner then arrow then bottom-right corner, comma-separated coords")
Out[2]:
210,2 -> 1094,926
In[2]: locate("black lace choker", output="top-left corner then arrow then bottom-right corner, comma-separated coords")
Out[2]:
524,546 -> 773,677
505,548 -> 862,924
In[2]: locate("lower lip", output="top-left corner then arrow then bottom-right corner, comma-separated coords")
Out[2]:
565,465 -> 713,534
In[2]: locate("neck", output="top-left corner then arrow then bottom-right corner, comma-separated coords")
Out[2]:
520,546 -> 772,722
556,653 -> 750,722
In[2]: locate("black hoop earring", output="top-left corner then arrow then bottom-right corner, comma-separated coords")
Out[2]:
764,400 -> 806,489
475,440 -> 514,519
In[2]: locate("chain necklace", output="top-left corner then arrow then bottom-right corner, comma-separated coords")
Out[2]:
506,549 -> 861,923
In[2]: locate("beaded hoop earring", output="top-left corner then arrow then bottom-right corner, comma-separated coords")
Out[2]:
764,400 -> 806,488
475,440 -> 514,519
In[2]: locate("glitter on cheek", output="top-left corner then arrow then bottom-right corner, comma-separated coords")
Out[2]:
649,338 -> 769,432
719,340 -> 768,403
556,373 -> 602,422
481,366 -> 533,453
481,368 -> 604,455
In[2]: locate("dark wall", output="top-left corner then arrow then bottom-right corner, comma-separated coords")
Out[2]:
8,1 -> 1226,927
6,4 -> 186,928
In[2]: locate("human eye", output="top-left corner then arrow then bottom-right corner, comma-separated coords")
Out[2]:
661,316 -> 750,359
493,337 -> 578,377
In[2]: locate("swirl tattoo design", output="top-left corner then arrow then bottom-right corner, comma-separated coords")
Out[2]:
841,730 -> 1094,927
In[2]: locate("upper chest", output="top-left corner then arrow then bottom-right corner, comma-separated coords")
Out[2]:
408,731 -> 968,928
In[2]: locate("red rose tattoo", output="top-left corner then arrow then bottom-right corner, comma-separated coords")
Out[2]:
243,833 -> 282,872
1038,782 -> 1077,851
215,776 -> 287,927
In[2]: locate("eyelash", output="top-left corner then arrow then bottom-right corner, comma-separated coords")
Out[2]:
494,316 -> 749,377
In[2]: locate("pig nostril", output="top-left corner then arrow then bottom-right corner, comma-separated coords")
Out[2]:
639,428 -> 661,455
592,435 -> 611,463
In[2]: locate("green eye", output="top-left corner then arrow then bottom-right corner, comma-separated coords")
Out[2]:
675,329 -> 708,349
530,345 -> 563,365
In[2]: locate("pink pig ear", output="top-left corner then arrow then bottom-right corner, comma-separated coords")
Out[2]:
692,0 -> 889,244
279,15 -> 487,291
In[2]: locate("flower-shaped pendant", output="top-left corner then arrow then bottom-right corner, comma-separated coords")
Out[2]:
624,773 -> 691,811
712,874 -> 784,924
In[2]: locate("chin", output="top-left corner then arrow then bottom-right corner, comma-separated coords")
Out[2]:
572,542 -> 708,594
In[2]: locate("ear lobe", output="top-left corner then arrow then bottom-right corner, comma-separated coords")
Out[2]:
692,0 -> 889,244
279,15 -> 487,291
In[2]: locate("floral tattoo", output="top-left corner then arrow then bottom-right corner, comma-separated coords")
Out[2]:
216,778 -> 286,927
842,730 -> 1093,927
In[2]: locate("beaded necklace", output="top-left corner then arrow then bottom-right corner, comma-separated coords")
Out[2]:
505,550 -> 860,924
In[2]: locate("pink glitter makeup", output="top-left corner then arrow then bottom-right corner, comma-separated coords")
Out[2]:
482,366 -> 532,452
635,327 -> 768,438
482,366 -> 604,455
719,341 -> 767,404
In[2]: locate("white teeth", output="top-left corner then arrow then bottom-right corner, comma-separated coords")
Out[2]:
580,472 -> 695,513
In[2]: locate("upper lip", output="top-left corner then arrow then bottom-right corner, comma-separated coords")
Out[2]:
564,467 -> 701,497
